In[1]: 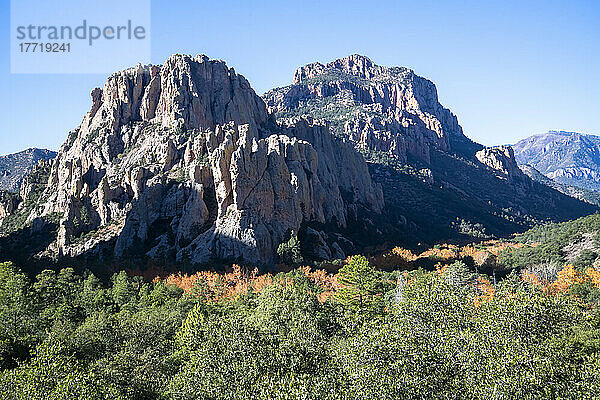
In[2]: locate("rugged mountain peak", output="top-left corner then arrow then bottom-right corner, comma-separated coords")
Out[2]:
293,54 -> 384,84
1,54 -> 383,268
327,54 -> 378,77
265,55 -> 470,164
77,54 -> 271,152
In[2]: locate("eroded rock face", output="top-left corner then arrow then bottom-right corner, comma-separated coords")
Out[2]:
264,54 -> 466,163
476,146 -> 525,181
0,192 -> 20,222
280,118 -> 384,214
179,122 -> 382,265
18,54 -> 382,266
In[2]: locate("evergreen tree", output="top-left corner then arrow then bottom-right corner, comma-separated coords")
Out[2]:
277,230 -> 303,265
336,255 -> 382,316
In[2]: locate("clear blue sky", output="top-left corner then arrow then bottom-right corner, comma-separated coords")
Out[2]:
1,0 -> 599,155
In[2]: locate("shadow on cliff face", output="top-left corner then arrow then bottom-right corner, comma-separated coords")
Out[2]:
367,161 -> 519,249
0,218 -> 59,275
0,181 -> 355,279
46,183 -> 385,279
40,181 -> 247,280
365,149 -> 600,251
4,158 -> 598,281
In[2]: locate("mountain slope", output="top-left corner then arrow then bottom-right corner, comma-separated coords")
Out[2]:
513,131 -> 600,192
499,213 -> 600,273
264,56 -> 598,244
0,148 -> 56,192
0,55 -> 383,272
2,54 -> 597,273
519,164 -> 600,206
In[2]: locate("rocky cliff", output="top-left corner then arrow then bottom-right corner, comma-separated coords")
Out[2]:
0,148 -> 56,193
2,54 -> 596,270
264,56 -> 597,245
475,146 -> 525,182
0,191 -> 20,222
264,54 -> 479,164
1,54 -> 382,268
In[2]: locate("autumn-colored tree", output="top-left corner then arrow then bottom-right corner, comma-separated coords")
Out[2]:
301,266 -> 339,303
546,264 -> 584,295
474,276 -> 495,307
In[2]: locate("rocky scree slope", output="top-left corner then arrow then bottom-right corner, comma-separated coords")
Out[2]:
513,131 -> 600,192
265,56 -> 598,244
0,148 -> 56,193
0,54 -> 383,269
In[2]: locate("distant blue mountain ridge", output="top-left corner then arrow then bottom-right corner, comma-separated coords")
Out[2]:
0,148 -> 56,193
513,130 -> 600,192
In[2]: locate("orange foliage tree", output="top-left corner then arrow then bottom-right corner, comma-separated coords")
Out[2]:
523,264 -> 600,297
473,276 -> 495,307
157,265 -> 339,303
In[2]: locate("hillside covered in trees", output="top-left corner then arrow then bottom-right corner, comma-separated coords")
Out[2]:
3,214 -> 600,399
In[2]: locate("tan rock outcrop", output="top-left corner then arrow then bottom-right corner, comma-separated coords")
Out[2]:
476,146 -> 525,182
264,54 -> 467,164
0,192 -> 20,223
21,54 -> 382,265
